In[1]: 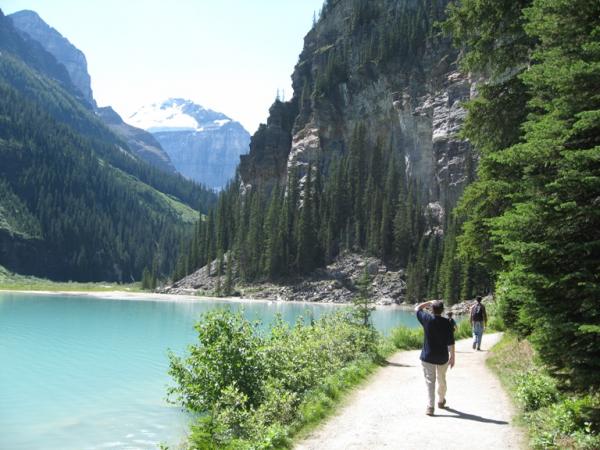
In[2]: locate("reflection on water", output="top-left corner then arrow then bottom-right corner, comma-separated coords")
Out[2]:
0,292 -> 418,449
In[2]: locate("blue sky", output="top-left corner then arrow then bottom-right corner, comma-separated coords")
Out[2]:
2,0 -> 325,133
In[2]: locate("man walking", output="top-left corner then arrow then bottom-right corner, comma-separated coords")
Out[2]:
415,300 -> 455,416
470,295 -> 488,350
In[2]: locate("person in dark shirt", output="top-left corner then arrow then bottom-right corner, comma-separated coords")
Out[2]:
415,300 -> 455,416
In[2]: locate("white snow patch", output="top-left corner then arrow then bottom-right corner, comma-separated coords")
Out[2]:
213,119 -> 231,127
127,102 -> 199,132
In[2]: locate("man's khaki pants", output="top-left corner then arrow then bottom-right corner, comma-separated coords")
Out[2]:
421,361 -> 449,408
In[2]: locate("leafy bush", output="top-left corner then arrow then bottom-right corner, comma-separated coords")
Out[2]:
168,310 -> 266,414
481,302 -> 506,332
549,395 -> 599,436
168,309 -> 380,448
515,370 -> 560,412
487,314 -> 505,332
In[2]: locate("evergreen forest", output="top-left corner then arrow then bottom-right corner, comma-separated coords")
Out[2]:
0,11 -> 215,281
445,0 -> 600,388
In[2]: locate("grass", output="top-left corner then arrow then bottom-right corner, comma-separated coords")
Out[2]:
158,191 -> 199,224
0,265 -> 142,292
487,333 -> 535,395
290,356 -> 380,443
487,333 -> 600,449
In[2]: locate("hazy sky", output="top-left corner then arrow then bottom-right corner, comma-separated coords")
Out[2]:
2,0 -> 324,133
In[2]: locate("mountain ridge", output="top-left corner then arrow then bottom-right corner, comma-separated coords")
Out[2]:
8,9 -> 177,175
9,9 -> 95,106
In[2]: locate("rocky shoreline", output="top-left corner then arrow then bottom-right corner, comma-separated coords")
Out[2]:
160,252 -> 491,314
161,253 -> 404,304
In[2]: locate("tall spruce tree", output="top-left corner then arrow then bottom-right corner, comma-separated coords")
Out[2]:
446,0 -> 600,387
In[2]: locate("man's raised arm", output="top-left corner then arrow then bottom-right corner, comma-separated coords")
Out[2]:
415,300 -> 433,312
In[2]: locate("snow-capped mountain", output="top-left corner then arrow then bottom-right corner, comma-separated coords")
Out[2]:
129,98 -> 231,132
128,99 -> 250,190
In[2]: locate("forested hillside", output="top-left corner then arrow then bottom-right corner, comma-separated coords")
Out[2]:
173,0 -> 486,303
0,9 -> 215,281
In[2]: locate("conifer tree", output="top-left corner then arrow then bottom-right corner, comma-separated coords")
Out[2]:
296,164 -> 316,274
446,0 -> 600,386
352,268 -> 375,327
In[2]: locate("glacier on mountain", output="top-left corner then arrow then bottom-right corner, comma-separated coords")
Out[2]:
127,98 -> 250,190
127,98 -> 233,133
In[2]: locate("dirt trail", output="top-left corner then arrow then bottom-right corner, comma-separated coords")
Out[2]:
296,333 -> 523,450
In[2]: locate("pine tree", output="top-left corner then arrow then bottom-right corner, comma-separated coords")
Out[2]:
446,0 -> 600,387
224,252 -> 234,296
263,184 -> 284,278
295,164 -> 316,273
352,268 -> 375,327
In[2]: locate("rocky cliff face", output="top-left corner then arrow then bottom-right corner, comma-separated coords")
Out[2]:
239,100 -> 297,187
129,99 -> 251,190
9,10 -> 95,106
240,0 -> 474,213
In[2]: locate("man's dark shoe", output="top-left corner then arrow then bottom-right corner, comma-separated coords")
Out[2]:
426,407 -> 434,416
438,399 -> 446,408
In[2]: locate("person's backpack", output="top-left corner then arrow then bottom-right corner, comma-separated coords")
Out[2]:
472,303 -> 484,321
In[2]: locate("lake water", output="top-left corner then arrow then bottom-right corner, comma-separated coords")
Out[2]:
0,292 -> 419,449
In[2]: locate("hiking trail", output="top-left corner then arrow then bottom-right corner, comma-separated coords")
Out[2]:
296,333 -> 523,450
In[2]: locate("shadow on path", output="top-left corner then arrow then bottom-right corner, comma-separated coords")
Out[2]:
435,407 -> 509,425
455,350 -> 489,354
384,361 -> 414,368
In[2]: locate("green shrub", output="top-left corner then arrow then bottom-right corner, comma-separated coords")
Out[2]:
168,310 -> 266,414
487,334 -> 600,450
454,318 -> 472,340
481,302 -> 505,332
487,314 -> 505,332
515,370 -> 560,411
169,309 -> 381,448
390,326 -> 423,350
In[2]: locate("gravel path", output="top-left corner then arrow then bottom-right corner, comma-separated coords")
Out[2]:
296,333 -> 523,450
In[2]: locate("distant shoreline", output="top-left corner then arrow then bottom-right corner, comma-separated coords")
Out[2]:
0,289 -> 414,310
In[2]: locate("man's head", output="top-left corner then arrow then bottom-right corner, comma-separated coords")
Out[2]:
432,300 -> 444,315
476,295 -> 483,303
447,311 -> 453,319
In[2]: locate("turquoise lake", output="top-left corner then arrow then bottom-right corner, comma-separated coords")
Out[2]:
0,292 -> 419,449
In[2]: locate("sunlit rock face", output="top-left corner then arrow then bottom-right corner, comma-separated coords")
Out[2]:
239,0 -> 476,214
129,99 -> 251,190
